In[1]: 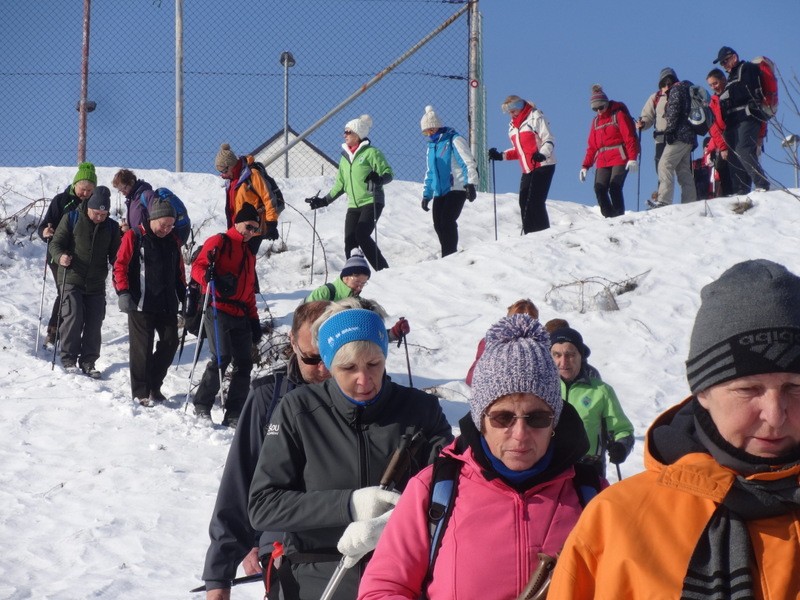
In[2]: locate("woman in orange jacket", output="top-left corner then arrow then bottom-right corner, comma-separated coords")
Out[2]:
550,259 -> 800,599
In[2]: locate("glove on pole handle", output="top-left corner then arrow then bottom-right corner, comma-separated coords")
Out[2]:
516,553 -> 558,600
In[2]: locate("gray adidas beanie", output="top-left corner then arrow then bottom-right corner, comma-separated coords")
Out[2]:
470,314 -> 562,429
686,259 -> 800,394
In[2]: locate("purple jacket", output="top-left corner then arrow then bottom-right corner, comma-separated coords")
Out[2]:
124,179 -> 154,231
359,408 -> 597,600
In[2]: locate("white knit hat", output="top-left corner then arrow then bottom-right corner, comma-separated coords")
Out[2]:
345,114 -> 373,140
420,105 -> 442,132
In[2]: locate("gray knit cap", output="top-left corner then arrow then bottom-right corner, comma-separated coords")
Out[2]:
686,259 -> 800,394
470,314 -> 562,428
148,198 -> 176,221
658,67 -> 678,88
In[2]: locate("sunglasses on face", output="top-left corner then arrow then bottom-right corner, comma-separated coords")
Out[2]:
344,130 -> 354,135
243,224 -> 260,233
484,410 -> 554,429
592,104 -> 608,112
296,347 -> 323,366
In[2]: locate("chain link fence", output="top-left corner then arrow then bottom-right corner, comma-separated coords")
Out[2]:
1,0 -> 477,187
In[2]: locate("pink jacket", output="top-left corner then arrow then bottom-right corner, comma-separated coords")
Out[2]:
358,440 -> 587,600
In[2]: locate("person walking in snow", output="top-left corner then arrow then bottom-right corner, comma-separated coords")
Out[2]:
550,327 -> 634,476
113,199 -> 186,405
248,302 -> 452,600
37,162 -> 97,346
706,68 -> 734,197
644,68 -> 698,208
550,259 -> 800,598
305,115 -> 393,271
579,85 -> 639,217
190,203 -> 261,428
201,300 -> 332,600
305,251 -> 371,303
488,95 -> 556,234
713,46 -> 770,194
637,68 -> 674,177
49,185 -> 121,377
419,105 -> 479,257
358,314 -> 604,600
111,168 -> 155,236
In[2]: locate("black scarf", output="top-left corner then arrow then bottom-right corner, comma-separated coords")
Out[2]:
652,399 -> 800,599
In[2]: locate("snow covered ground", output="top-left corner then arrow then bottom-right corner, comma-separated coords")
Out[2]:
1,165 -> 798,598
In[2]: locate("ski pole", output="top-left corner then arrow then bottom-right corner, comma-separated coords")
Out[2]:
35,236 -> 51,352
51,261 -> 69,369
184,284 -> 212,410
615,462 -> 623,482
208,279 -> 226,409
491,160 -> 498,241
636,129 -> 643,211
309,190 -> 319,286
372,201 -> 378,269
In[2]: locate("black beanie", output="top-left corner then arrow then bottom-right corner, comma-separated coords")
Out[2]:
550,327 -> 591,359
235,203 -> 260,224
87,186 -> 111,211
686,259 -> 800,393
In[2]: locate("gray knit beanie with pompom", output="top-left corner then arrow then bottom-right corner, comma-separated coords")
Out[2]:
470,314 -> 562,428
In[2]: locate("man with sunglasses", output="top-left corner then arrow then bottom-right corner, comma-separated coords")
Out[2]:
190,204 -> 262,427
550,327 -> 634,477
202,300 -> 332,600
713,46 -> 770,194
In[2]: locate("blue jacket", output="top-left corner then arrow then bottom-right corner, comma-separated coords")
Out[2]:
422,128 -> 479,199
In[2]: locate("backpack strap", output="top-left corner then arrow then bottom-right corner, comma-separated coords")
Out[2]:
325,282 -> 336,301
422,456 -> 461,594
572,462 -> 602,507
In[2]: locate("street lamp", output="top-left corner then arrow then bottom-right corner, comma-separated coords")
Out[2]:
781,133 -> 799,189
279,51 -> 296,178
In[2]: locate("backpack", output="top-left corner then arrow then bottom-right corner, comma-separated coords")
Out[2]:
249,161 -> 285,217
142,187 -> 192,245
686,82 -> 714,136
752,56 -> 778,119
421,448 -> 602,592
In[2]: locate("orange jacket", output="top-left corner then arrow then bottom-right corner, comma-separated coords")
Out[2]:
225,155 -> 279,236
549,398 -> 800,600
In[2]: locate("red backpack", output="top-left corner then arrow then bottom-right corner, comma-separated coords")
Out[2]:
752,56 -> 778,119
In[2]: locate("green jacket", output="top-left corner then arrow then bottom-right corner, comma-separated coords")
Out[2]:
49,203 -> 121,295
327,140 -> 393,208
305,277 -> 355,303
561,370 -> 634,459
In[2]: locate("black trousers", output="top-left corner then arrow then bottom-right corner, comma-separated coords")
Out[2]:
724,118 -> 769,194
432,190 -> 467,257
344,204 -> 388,270
127,310 -> 179,400
593,165 -> 628,217
194,309 -> 253,416
518,164 -> 555,234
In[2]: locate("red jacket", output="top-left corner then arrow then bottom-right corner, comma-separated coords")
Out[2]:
708,94 -> 728,152
582,101 -> 639,169
190,227 -> 257,319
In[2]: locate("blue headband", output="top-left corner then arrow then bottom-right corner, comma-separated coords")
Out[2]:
318,309 -> 388,369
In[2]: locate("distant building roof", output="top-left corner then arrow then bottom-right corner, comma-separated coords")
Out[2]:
251,127 -> 338,178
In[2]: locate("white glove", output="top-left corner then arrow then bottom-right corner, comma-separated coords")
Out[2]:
338,509 -> 394,568
625,160 -> 638,172
579,168 -> 588,182
349,486 -> 401,522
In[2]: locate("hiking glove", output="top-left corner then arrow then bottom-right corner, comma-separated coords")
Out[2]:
117,292 -> 136,314
338,509 -> 394,568
349,486 -> 401,522
264,221 -> 279,240
465,184 -> 477,202
579,168 -> 588,182
389,318 -> 410,343
250,319 -> 263,345
532,151 -> 546,163
421,198 -> 430,212
488,147 -> 503,161
305,195 -> 330,210
608,441 -> 628,464
365,171 -> 383,193
625,160 -> 638,172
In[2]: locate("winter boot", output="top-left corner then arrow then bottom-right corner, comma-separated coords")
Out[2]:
61,356 -> 78,370
80,362 -> 102,380
221,411 -> 240,429
194,404 -> 212,422
149,389 -> 167,402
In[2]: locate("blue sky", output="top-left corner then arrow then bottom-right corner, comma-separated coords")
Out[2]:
480,0 -> 800,208
1,0 -> 798,211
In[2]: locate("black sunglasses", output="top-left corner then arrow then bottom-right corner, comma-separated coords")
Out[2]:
296,347 -> 323,366
484,410 -> 554,429
344,130 -> 354,135
592,105 -> 608,112
243,224 -> 260,233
